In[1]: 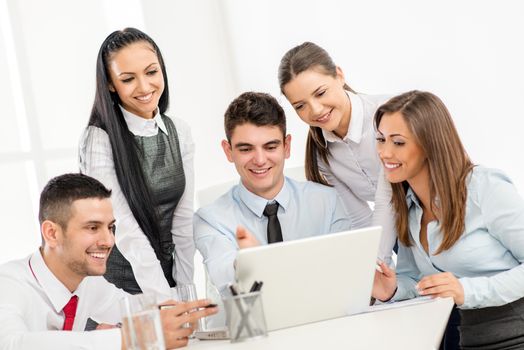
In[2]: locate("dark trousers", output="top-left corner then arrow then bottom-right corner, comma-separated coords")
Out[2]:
458,297 -> 524,349
440,306 -> 461,350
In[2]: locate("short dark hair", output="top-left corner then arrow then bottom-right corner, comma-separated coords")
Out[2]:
224,92 -> 286,142
39,173 -> 112,230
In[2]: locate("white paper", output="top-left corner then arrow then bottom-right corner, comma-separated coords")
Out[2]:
363,296 -> 435,314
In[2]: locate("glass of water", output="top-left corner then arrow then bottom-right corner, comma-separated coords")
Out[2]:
120,293 -> 165,350
172,283 -> 205,332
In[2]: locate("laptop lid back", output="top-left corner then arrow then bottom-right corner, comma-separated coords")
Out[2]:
235,226 -> 382,330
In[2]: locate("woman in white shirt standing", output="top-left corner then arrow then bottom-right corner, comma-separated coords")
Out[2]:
278,42 -> 396,263
79,28 -> 194,300
373,90 -> 524,349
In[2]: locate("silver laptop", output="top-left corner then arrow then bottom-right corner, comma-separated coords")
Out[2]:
235,226 -> 382,331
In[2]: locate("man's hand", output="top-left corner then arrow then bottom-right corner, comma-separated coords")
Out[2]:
372,260 -> 398,301
416,272 -> 464,305
96,323 -> 119,330
236,226 -> 260,249
160,299 -> 218,349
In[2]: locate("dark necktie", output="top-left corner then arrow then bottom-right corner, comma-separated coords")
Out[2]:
263,202 -> 283,243
62,295 -> 78,331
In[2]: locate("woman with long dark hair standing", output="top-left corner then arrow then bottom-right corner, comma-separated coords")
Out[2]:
79,28 -> 194,299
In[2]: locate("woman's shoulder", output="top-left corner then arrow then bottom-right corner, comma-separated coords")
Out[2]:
468,165 -> 515,200
161,115 -> 194,155
162,115 -> 192,141
357,92 -> 392,107
162,115 -> 191,133
470,165 -> 512,185
79,125 -> 110,148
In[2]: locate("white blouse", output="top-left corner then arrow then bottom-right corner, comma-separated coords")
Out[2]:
319,92 -> 396,264
79,107 -> 195,301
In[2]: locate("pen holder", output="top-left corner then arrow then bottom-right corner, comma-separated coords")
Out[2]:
223,291 -> 268,343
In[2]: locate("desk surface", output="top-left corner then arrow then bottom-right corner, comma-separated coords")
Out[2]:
190,297 -> 453,350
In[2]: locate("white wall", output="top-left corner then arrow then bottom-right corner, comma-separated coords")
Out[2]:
1,1 -> 523,289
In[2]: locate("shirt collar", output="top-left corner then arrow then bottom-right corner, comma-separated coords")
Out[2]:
321,91 -> 364,144
120,105 -> 168,136
405,186 -> 420,210
237,177 -> 291,217
29,250 -> 81,314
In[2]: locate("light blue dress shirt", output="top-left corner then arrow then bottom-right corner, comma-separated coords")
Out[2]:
194,177 -> 351,292
394,166 -> 524,309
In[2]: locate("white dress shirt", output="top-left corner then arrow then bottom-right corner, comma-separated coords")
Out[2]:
318,92 -> 396,264
79,107 -> 195,300
0,250 -> 126,350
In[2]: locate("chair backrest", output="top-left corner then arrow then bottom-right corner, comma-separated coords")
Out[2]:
196,165 -> 306,208
284,164 -> 306,182
196,179 -> 237,208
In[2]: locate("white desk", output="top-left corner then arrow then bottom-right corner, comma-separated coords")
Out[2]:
190,297 -> 453,350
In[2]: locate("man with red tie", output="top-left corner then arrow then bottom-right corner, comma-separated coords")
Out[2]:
0,173 -> 216,350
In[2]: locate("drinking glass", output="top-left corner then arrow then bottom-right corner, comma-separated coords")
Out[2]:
120,293 -> 164,350
172,283 -> 206,332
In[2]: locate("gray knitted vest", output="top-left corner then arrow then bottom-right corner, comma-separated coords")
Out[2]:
104,115 -> 185,294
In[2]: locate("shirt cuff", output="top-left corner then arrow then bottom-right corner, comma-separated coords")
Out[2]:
458,276 -> 485,309
393,277 -> 419,301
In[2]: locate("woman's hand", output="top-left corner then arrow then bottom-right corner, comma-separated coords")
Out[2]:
416,272 -> 464,305
372,260 -> 397,301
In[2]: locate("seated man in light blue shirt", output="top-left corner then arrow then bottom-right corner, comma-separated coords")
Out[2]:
194,92 -> 351,294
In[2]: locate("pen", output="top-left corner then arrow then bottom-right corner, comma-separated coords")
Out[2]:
159,304 -> 176,310
229,284 -> 239,296
158,303 -> 218,310
248,281 -> 259,293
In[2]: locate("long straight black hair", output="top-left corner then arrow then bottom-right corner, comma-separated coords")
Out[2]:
88,27 -> 170,256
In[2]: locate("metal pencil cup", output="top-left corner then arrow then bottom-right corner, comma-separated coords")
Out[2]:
223,291 -> 267,343
120,293 -> 165,350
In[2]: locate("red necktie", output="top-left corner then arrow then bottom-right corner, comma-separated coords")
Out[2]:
62,295 -> 78,331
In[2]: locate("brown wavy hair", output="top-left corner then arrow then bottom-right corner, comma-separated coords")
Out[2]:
374,91 -> 474,254
278,42 -> 355,185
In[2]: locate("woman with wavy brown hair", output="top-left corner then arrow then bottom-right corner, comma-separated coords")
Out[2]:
373,90 -> 524,349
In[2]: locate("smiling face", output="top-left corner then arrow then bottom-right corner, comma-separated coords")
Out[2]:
282,66 -> 351,138
43,197 -> 115,290
107,41 -> 164,119
222,123 -> 291,199
376,112 -> 428,186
